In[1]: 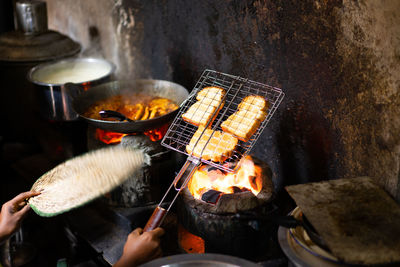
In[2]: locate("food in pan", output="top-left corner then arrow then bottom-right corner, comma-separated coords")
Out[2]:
83,93 -> 178,121
182,86 -> 225,127
186,126 -> 238,162
221,95 -> 269,142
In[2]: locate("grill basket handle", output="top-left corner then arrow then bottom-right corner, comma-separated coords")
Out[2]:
143,158 -> 200,232
143,206 -> 167,232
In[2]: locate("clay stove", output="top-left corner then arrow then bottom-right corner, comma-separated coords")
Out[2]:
177,156 -> 277,259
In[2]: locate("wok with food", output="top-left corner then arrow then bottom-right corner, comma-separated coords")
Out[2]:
84,94 -> 178,121
68,79 -> 189,133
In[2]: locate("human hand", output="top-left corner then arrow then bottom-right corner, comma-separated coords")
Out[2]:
114,227 -> 165,267
0,191 -> 40,243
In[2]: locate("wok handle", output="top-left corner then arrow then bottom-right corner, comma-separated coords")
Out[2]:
143,206 -> 167,232
99,110 -> 133,122
270,215 -> 301,228
235,213 -> 301,228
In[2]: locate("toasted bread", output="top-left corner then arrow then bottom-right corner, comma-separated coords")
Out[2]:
182,86 -> 225,126
221,95 -> 269,142
186,126 -> 238,162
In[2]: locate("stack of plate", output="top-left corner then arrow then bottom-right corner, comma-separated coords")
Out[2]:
278,207 -> 343,267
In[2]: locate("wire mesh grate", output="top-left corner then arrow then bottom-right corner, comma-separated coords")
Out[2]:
161,69 -> 284,172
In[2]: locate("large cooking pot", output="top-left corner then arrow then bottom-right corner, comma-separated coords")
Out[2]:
28,57 -> 115,121
67,79 -> 189,133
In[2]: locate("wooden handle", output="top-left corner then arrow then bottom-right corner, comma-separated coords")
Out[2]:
143,206 -> 167,232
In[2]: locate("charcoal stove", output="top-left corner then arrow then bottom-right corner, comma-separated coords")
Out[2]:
177,155 -> 279,260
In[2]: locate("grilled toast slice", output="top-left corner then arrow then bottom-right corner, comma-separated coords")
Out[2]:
221,95 -> 269,142
186,126 -> 238,162
182,86 -> 225,127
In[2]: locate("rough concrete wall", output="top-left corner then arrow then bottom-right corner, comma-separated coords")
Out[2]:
333,1 -> 400,199
44,0 -> 400,200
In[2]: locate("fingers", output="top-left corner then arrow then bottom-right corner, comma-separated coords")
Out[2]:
132,227 -> 143,235
150,227 -> 165,238
127,227 -> 143,240
128,227 -> 163,242
17,204 -> 31,218
10,191 -> 41,205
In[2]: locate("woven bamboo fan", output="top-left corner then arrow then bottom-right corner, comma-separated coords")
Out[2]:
28,146 -> 147,217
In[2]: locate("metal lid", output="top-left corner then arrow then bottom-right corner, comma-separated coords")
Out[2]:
0,0 -> 80,62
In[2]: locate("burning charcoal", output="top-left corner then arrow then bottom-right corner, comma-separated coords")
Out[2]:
202,165 -> 227,174
222,160 -> 239,170
230,186 -> 250,193
201,189 -> 223,204
208,170 -> 226,181
200,165 -> 226,181
204,165 -> 219,172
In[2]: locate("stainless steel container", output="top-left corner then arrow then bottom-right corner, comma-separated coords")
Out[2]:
15,1 -> 48,34
28,57 -> 116,121
0,0 -> 80,140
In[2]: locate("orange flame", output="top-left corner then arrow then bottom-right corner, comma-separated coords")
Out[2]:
81,81 -> 92,91
95,123 -> 169,144
96,129 -> 128,144
144,123 -> 169,141
188,156 -> 262,200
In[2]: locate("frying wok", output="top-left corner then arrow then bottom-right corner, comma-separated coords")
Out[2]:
66,79 -> 189,133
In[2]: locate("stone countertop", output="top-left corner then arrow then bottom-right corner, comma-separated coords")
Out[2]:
65,207 -> 128,265
64,200 -> 289,266
64,201 -> 159,265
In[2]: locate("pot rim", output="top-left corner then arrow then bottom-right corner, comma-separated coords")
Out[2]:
27,57 -> 116,86
140,253 -> 259,267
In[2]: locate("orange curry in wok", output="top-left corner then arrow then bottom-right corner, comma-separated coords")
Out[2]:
84,93 -> 179,121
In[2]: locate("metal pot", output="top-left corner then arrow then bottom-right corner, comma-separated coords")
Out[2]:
0,0 -> 80,139
67,79 -> 189,133
28,57 -> 115,121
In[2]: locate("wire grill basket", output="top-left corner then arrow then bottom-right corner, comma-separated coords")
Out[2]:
144,69 -> 285,232
162,69 -> 285,172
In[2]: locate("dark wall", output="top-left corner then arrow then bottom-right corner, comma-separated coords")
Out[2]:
0,0 -> 14,33
45,0 -> 400,199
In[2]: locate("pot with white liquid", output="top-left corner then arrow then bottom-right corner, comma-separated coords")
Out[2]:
28,57 -> 115,121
